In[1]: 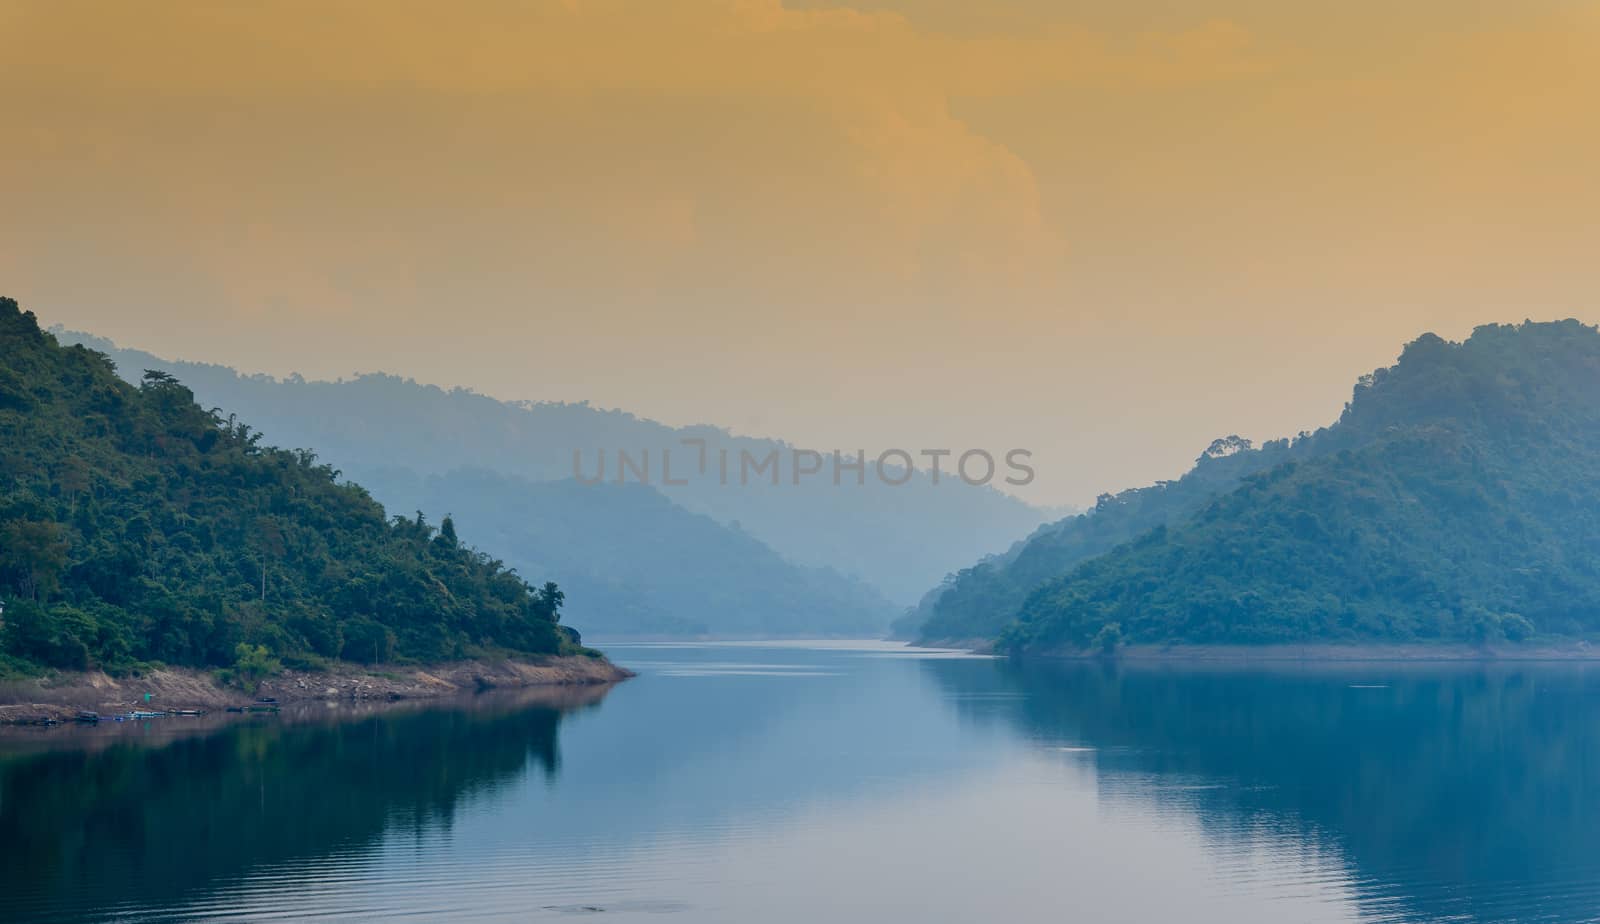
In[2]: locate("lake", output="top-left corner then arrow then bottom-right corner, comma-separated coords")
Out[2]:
4,641 -> 1600,923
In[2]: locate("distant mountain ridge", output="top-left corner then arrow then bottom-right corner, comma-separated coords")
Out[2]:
367,468 -> 897,638
55,327 -> 1044,631
932,320 -> 1600,652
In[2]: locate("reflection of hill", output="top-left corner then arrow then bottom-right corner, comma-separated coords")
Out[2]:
0,689 -> 604,924
923,658 -> 1600,924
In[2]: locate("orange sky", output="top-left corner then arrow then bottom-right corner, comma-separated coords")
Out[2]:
3,0 -> 1597,506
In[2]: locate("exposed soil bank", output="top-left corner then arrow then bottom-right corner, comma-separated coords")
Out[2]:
0,655 -> 633,725
918,638 -> 997,654
0,682 -> 620,756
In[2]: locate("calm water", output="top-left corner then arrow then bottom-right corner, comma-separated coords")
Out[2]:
5,641 -> 1600,923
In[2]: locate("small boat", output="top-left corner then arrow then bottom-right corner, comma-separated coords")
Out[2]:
32,716 -> 59,727
130,710 -> 165,719
171,709 -> 206,716
255,697 -> 279,705
74,711 -> 100,723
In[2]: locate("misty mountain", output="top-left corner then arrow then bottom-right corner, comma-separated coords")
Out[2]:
998,320 -> 1600,652
362,467 -> 896,637
55,329 -> 1048,606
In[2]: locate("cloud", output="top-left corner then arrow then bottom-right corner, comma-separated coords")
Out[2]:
2,2 -> 1270,95
0,1 -> 1272,301
4,1 -> 1598,506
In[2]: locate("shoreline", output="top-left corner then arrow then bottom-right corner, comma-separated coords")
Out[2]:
0,682 -> 620,755
1022,641 -> 1600,662
911,637 -> 1600,662
0,655 -> 633,725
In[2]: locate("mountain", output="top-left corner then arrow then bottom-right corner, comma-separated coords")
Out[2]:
54,329 -> 1047,605
907,435 -> 1299,642
365,468 -> 896,637
0,297 -> 585,673
51,331 -> 900,637
999,320 -> 1600,653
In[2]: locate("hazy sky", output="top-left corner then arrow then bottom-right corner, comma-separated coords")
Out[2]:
4,1 -> 1597,506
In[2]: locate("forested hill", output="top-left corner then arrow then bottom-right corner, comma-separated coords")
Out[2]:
0,297 -> 583,673
907,434 -> 1295,642
1001,320 -> 1600,653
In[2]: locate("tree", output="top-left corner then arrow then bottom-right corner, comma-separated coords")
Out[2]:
539,582 -> 565,619
231,643 -> 282,690
0,601 -> 95,670
1092,622 -> 1124,656
433,515 -> 459,553
0,519 -> 70,601
55,457 -> 92,505
340,618 -> 395,665
1502,613 -> 1535,643
249,517 -> 288,602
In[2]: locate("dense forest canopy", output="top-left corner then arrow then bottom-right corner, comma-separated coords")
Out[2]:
907,434 -> 1297,642
997,320 -> 1600,652
0,297 -> 583,674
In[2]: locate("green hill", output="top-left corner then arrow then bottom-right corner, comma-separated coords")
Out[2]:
1000,320 -> 1600,653
908,435 -> 1294,642
0,297 -> 584,673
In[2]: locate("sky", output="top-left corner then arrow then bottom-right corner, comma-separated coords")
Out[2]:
3,0 -> 1597,506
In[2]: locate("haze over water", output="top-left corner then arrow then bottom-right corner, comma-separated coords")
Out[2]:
5,641 -> 1598,923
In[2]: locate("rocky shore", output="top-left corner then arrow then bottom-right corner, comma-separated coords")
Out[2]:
0,655 -> 632,725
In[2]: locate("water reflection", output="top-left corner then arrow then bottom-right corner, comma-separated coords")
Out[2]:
6,647 -> 1600,923
925,658 -> 1600,924
0,686 -> 608,924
